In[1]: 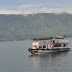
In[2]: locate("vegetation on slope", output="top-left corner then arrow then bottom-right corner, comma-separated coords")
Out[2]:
0,13 -> 72,40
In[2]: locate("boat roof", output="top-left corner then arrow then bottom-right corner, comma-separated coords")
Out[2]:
32,36 -> 64,40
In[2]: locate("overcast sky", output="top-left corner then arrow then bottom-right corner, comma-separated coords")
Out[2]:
0,0 -> 72,14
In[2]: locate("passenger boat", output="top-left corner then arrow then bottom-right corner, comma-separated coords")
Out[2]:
28,36 -> 70,54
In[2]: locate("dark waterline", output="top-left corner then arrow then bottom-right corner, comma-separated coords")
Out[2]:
0,39 -> 72,72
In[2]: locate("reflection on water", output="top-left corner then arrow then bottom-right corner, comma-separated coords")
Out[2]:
29,52 -> 69,72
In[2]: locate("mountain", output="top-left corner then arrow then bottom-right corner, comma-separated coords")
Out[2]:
0,13 -> 72,40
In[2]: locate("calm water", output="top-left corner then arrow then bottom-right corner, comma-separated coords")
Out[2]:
0,38 -> 72,72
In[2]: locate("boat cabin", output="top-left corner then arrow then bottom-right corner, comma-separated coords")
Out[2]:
32,36 -> 69,49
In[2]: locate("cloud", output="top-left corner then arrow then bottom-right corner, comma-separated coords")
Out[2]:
0,7 -> 72,15
21,8 -> 72,15
0,3 -> 72,15
18,4 -> 42,10
0,10 -> 23,14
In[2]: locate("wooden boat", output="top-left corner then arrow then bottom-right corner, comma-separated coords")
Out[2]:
28,36 -> 70,54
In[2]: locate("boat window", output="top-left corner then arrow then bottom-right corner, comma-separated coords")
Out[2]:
54,44 -> 68,47
54,44 -> 59,47
64,44 -> 65,47
39,46 -> 42,49
43,45 -> 46,48
53,40 -> 55,43
59,44 -> 61,47
65,44 -> 68,47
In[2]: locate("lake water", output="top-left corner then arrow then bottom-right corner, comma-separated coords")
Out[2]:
0,38 -> 72,72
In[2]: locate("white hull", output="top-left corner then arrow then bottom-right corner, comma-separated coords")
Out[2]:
28,48 -> 70,54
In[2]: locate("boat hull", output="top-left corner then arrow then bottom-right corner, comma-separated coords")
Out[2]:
28,48 -> 70,54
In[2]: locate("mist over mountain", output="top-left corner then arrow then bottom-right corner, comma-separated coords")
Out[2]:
0,13 -> 72,40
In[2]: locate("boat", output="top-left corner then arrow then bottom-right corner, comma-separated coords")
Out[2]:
28,36 -> 70,54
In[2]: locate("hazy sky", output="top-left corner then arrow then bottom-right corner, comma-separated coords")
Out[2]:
0,0 -> 72,14
0,0 -> 72,8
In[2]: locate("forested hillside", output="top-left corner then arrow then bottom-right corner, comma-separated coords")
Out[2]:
0,13 -> 72,40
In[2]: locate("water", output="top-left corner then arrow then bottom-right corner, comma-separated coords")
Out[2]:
0,38 -> 72,72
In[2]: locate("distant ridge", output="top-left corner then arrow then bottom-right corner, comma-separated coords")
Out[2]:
0,13 -> 72,40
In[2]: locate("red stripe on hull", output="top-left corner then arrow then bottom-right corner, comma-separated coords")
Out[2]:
33,51 -> 38,52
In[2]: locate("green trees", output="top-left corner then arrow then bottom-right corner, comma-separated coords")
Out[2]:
0,13 -> 72,40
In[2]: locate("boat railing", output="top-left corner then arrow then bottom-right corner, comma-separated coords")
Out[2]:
55,40 -> 69,43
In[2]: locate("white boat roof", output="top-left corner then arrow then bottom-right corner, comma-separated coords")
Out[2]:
32,36 -> 64,41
